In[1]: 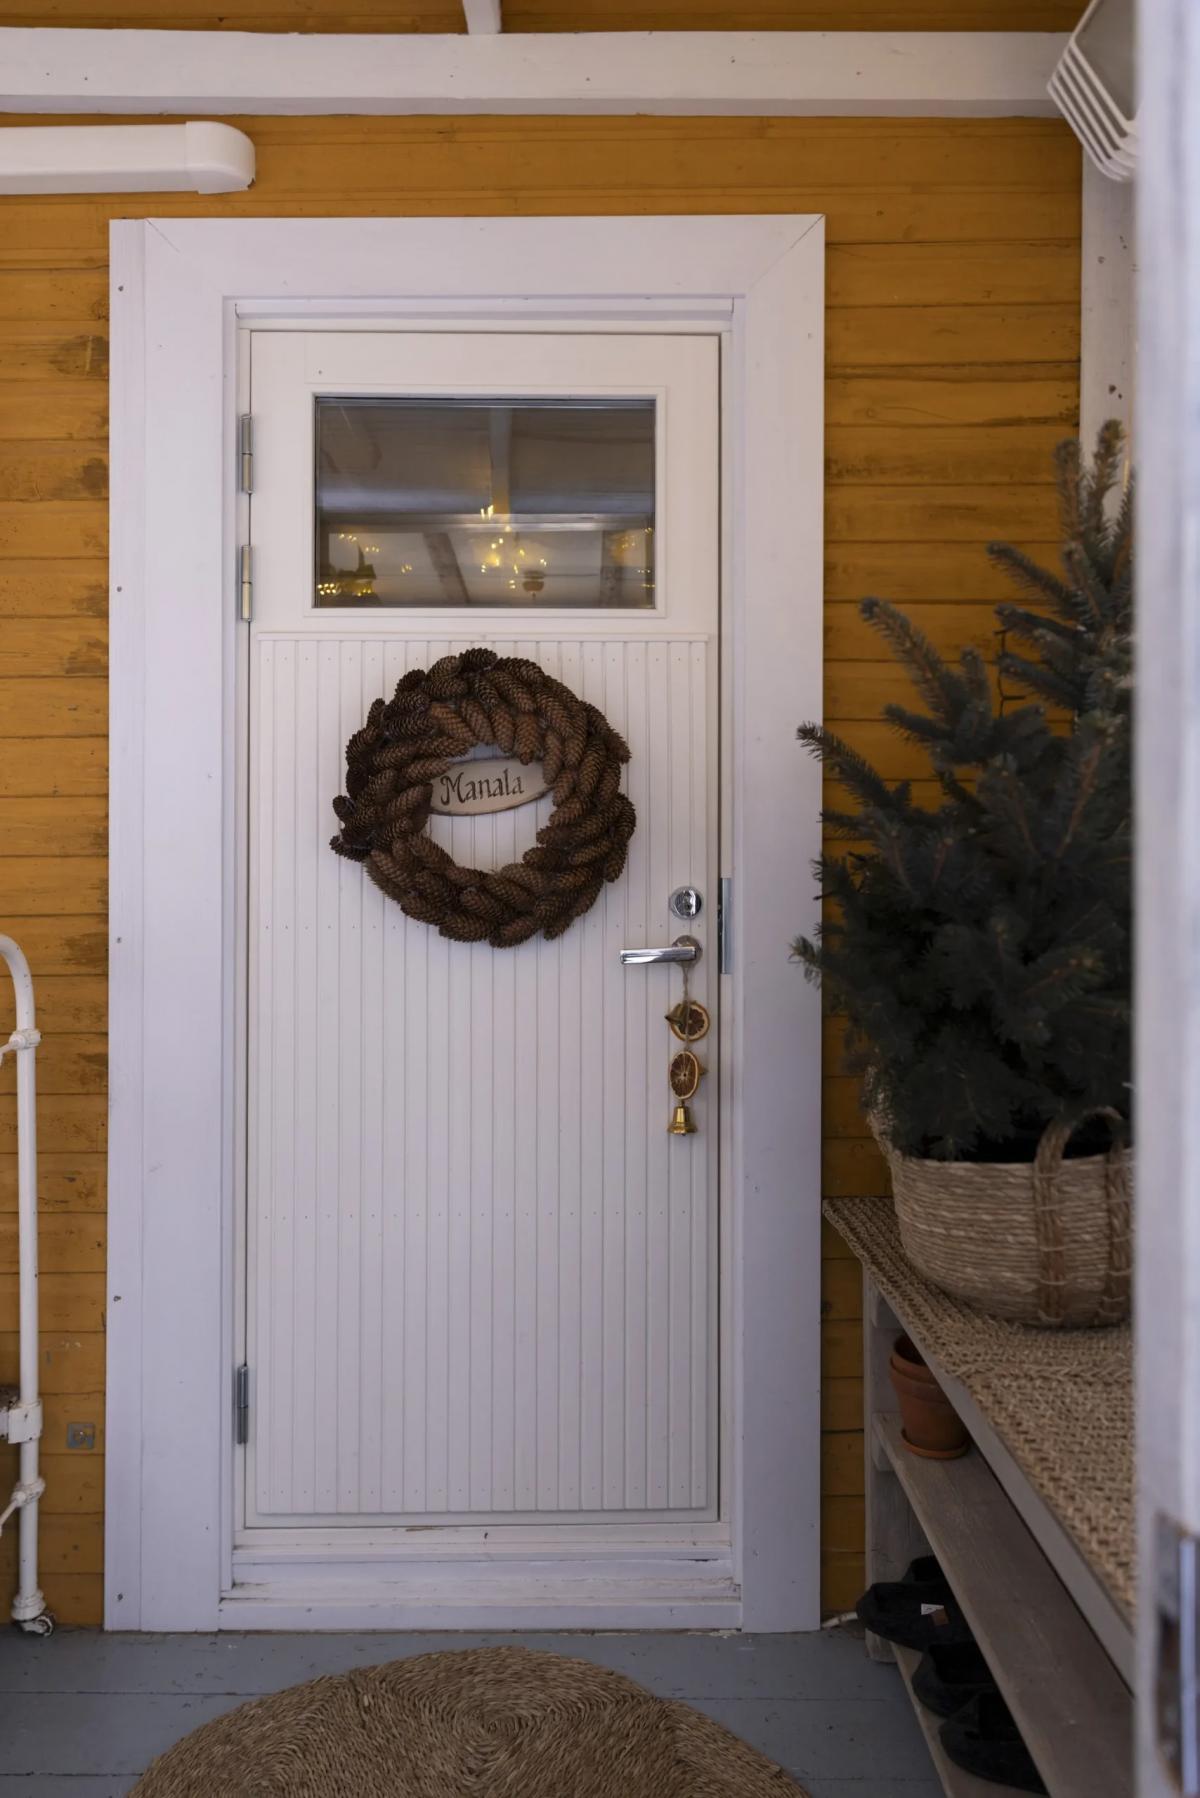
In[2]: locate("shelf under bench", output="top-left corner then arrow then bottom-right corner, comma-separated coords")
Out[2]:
825,1194 -> 1134,1798
877,1414 -> 1130,1798
891,1645 -> 1030,1798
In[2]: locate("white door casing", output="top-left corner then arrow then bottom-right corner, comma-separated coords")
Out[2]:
243,330 -> 720,1538
106,214 -> 824,1631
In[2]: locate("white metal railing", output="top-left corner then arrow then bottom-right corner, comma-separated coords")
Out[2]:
0,935 -> 52,1635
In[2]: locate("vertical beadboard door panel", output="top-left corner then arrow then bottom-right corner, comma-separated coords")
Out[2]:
244,330 -> 720,1528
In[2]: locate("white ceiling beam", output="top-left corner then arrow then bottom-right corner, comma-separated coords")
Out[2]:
462,0 -> 502,32
0,28 -> 1065,117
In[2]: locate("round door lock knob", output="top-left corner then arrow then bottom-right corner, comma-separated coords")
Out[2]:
669,886 -> 702,920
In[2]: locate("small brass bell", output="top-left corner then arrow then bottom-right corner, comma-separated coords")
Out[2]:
668,1101 -> 697,1136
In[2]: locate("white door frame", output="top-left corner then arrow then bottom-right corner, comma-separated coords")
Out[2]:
107,214 -> 825,1632
1137,0 -> 1200,1788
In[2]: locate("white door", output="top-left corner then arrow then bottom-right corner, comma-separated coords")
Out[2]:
241,329 -> 722,1540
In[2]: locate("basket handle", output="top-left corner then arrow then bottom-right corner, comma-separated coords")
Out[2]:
1033,1107 -> 1131,1326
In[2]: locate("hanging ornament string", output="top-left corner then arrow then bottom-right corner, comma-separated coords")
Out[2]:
330,648 -> 636,948
666,984 -> 710,1047
666,962 -> 708,1133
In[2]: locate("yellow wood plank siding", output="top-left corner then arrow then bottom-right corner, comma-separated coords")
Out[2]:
0,2 -> 1087,24
0,114 -> 1080,1624
0,1 -> 465,26
508,2 -> 1086,28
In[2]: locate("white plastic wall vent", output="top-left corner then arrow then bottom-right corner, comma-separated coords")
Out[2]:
1049,0 -> 1136,181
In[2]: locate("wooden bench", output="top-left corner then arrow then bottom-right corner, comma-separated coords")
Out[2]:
829,1199 -> 1133,1798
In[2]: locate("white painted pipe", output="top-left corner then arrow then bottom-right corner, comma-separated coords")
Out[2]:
0,936 -> 50,1635
0,121 -> 255,195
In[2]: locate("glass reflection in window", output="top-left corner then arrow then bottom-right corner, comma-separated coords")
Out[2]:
315,397 -> 655,609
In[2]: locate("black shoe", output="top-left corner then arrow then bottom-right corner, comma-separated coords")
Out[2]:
901,1555 -> 946,1589
940,1691 -> 1048,1794
912,1642 -> 996,1718
855,1556 -> 973,1652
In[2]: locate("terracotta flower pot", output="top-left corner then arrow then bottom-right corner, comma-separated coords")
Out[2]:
888,1335 -> 969,1460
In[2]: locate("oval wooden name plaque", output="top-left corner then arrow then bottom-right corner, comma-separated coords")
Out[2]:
429,756 -> 550,817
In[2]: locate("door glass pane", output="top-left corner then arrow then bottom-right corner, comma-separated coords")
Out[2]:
315,397 -> 655,609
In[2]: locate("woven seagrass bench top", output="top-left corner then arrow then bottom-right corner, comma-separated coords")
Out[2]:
825,1194 -> 1134,1621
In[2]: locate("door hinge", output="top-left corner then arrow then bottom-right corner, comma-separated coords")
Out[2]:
718,876 -> 732,974
238,413 -> 254,494
238,543 -> 253,623
1156,1512 -> 1200,1794
234,1364 -> 250,1446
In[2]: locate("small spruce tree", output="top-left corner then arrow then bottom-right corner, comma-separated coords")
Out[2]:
795,424 -> 1132,1162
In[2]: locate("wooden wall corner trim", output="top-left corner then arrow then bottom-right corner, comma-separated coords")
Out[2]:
1079,157 -> 1135,450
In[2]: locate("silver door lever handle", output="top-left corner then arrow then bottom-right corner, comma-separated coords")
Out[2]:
620,936 -> 701,966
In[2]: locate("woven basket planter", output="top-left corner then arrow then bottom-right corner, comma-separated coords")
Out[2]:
876,1110 -> 1132,1328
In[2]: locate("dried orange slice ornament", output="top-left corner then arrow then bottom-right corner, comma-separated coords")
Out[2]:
669,1050 -> 703,1099
666,999 -> 710,1044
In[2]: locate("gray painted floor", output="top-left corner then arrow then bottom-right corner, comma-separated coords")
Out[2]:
0,1626 -> 939,1795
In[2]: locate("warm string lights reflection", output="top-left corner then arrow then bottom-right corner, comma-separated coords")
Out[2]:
317,530 -> 385,601
464,513 -> 652,598
321,517 -> 655,604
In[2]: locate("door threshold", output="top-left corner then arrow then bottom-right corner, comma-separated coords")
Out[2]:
222,1553 -> 741,1631
235,1521 -> 730,1558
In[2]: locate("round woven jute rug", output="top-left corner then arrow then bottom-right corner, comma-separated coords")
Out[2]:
130,1645 -> 808,1798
